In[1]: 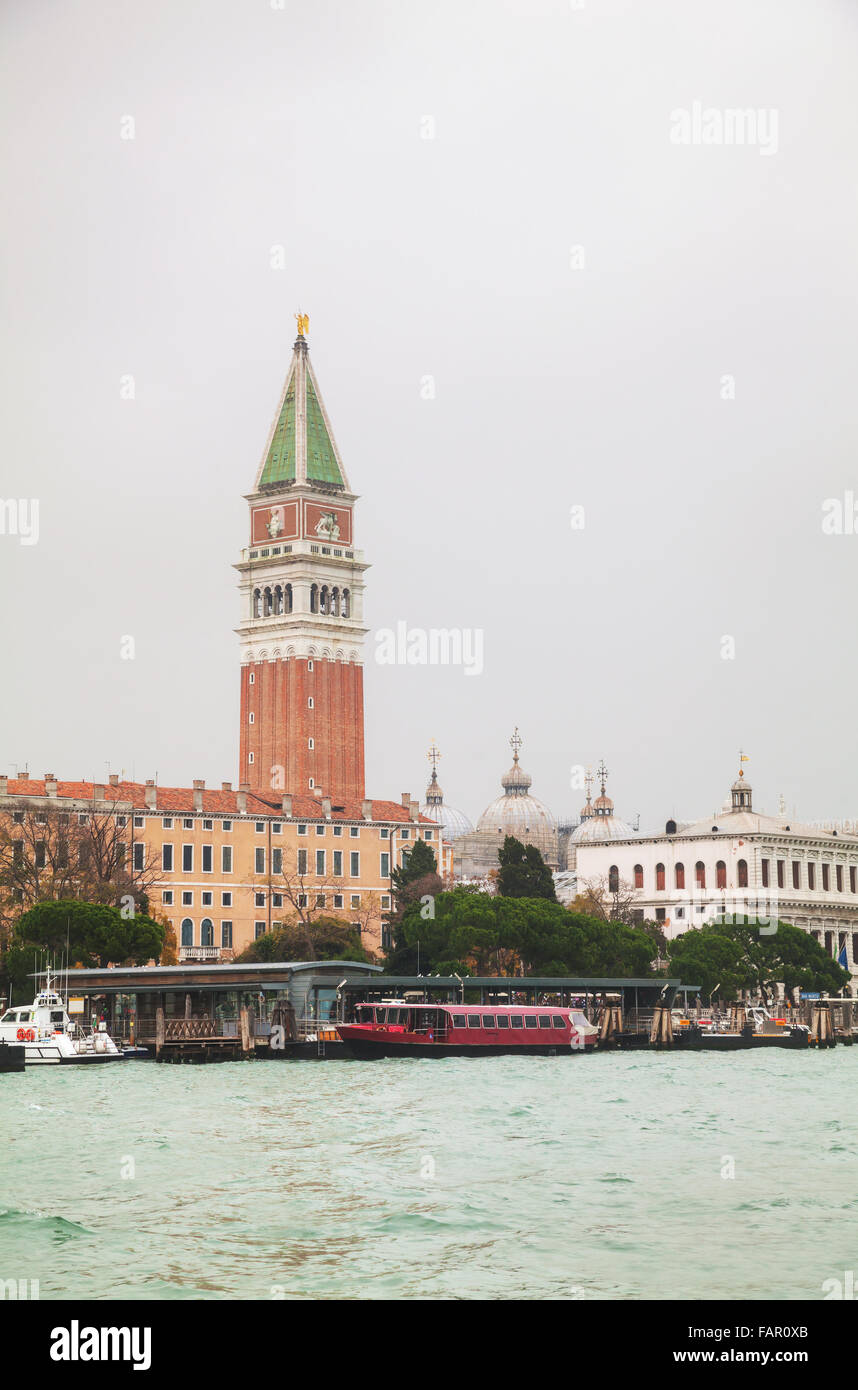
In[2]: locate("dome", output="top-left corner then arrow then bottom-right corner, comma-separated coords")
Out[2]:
420,743 -> 473,841
570,760 -> 633,842
421,801 -> 473,841
475,729 -> 557,852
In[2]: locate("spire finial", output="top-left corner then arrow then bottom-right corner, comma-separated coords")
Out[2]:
510,727 -> 522,764
738,748 -> 749,780
596,759 -> 609,795
427,740 -> 441,785
584,765 -> 594,804
295,310 -> 309,339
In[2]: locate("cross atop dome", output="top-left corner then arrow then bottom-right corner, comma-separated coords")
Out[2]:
596,759 -> 609,795
510,727 -> 523,764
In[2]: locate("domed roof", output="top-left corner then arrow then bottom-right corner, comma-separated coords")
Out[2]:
420,742 -> 473,841
570,760 -> 634,842
475,728 -> 557,839
421,800 -> 473,840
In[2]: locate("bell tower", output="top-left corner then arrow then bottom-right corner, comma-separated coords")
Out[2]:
235,318 -> 369,800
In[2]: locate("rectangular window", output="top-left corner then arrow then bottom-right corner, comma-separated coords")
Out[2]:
182,891 -> 193,906
183,818 -> 193,829
400,828 -> 410,840
297,824 -> 308,836
467,1016 -> 481,1029
203,818 -> 213,831
761,858 -> 769,887
511,1016 -> 524,1029
792,861 -> 800,889
379,852 -> 389,877
837,864 -> 844,892
182,844 -> 193,873
538,1017 -> 552,1030
221,921 -> 233,948
132,842 -> 144,871
333,825 -> 343,837
222,821 -> 232,832
351,851 -> 361,877
823,863 -> 831,891
255,847 -> 265,874
333,894 -> 343,908
496,1015 -> 510,1029
202,891 -> 212,907
255,822 -> 265,833
202,845 -> 213,873
333,850 -> 343,877
552,1016 -> 565,1028
776,860 -> 785,889
851,867 -> 856,895
525,1016 -> 538,1030
424,830 -> 433,840
350,894 -> 360,909
273,893 -> 283,908
254,922 -> 266,939
297,848 -> 308,875
452,1014 -> 467,1028
255,892 -> 265,907
161,890 -> 173,905
350,826 -> 360,838
221,891 -> 232,907
481,1015 -> 496,1028
162,844 -> 174,872
316,849 -> 326,876
381,894 -> 391,909
272,822 -> 282,835
316,824 -> 325,837
222,845 -> 233,874
380,828 -> 389,840
133,815 -> 144,828
271,847 -> 282,874
808,862 -> 816,889
162,817 -> 173,829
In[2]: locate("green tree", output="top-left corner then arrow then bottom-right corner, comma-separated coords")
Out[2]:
386,838 -> 443,973
497,835 -> 556,901
4,899 -> 165,997
234,915 -> 370,964
668,918 -> 850,1004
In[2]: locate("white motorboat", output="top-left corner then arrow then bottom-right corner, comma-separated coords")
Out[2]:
0,972 -> 125,1065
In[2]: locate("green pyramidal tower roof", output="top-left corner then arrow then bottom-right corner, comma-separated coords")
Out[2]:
256,328 -> 348,491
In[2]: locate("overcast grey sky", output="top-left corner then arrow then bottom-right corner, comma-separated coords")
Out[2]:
2,0 -> 857,830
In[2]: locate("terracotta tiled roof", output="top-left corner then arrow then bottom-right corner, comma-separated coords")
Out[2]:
0,778 -> 433,824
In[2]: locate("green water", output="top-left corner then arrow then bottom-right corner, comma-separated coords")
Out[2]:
1,1051 -> 854,1301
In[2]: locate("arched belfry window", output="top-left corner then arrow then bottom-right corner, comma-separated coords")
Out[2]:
310,583 -> 318,614
253,589 -> 262,618
342,589 -> 350,618
263,587 -> 273,616
284,583 -> 293,613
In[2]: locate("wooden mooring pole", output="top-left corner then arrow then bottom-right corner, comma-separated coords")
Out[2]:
649,1005 -> 673,1047
155,1007 -> 165,1061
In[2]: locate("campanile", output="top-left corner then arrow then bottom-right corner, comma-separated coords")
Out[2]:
235,319 -> 369,800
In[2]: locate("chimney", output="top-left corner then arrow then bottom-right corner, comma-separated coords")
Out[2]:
401,792 -> 410,808
45,774 -> 58,797
193,778 -> 205,812
93,783 -> 105,801
410,799 -> 420,822
281,794 -> 293,816
144,779 -> 157,810
361,798 -> 373,821
109,773 -> 119,787
322,796 -> 332,820
221,781 -> 232,792
0,776 -> 7,796
236,782 -> 249,815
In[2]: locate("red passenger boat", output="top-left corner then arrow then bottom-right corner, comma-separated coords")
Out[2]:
336,1002 -> 598,1058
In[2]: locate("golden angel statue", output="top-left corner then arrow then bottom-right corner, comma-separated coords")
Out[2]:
295,312 -> 310,337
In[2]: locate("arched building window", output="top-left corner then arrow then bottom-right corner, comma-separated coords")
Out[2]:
695,861 -> 706,889
716,861 -> 727,889
201,918 -> 214,947
341,589 -> 350,618
655,863 -> 665,891
608,865 -> 619,893
284,583 -> 292,613
310,583 -> 318,614
737,858 -> 748,888
634,864 -> 644,889
253,588 -> 262,618
181,918 -> 193,948
675,862 -> 685,889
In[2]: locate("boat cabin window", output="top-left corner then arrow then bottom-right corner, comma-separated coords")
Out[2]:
451,1014 -> 466,1028
481,1015 -> 496,1028
511,1016 -> 524,1029
525,1016 -> 538,1029
17,1011 -> 31,1023
1,1011 -> 17,1023
467,1015 -> 481,1029
496,1015 -> 510,1029
375,1008 -> 387,1023
50,1011 -> 65,1025
538,1017 -> 552,1030
552,1016 -> 565,1028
